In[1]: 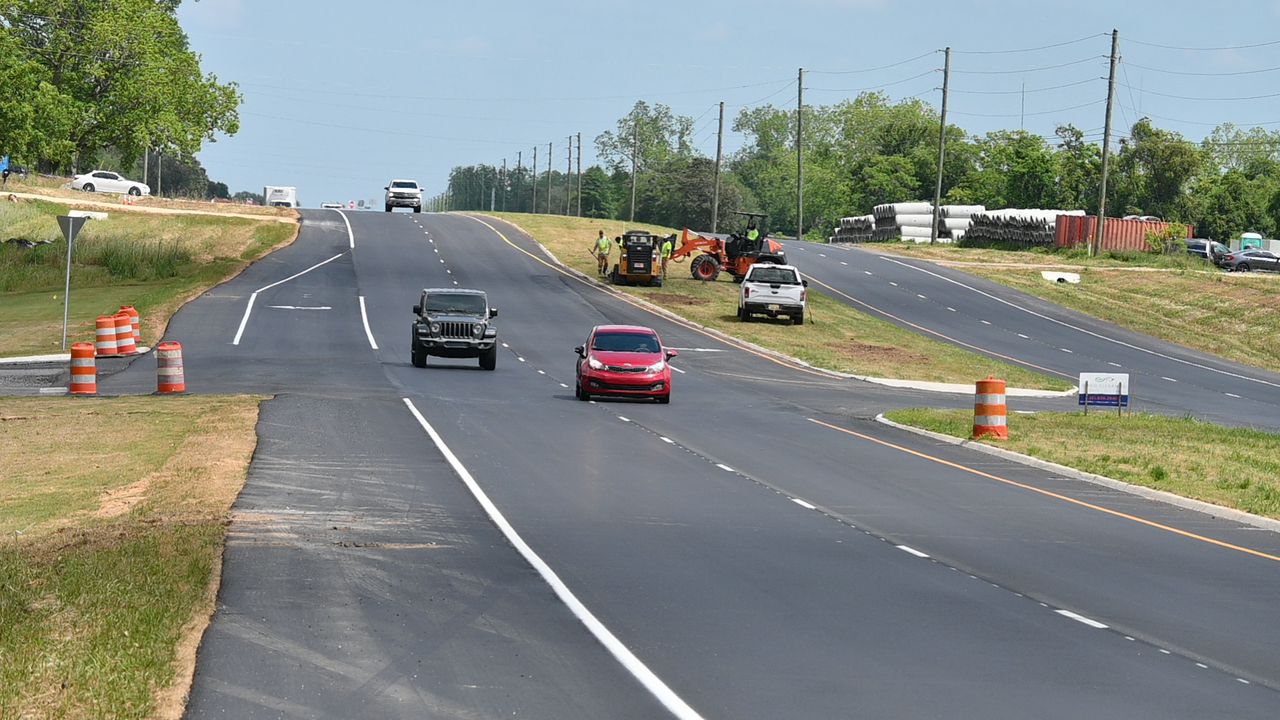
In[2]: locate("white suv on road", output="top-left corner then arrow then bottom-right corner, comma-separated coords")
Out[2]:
738,263 -> 807,325
384,179 -> 423,213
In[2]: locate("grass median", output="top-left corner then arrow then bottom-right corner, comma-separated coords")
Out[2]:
1,198 -> 297,356
0,395 -> 262,719
866,242 -> 1280,371
883,407 -> 1280,520
486,213 -> 1069,390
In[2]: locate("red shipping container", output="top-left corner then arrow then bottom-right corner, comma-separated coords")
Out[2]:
1055,215 -> 1193,252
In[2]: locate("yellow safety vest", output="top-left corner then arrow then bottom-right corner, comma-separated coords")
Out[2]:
661,240 -> 674,258
747,228 -> 759,241
596,236 -> 611,252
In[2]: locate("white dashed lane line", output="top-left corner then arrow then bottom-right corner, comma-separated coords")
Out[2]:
1060,348 -> 1073,353
791,498 -> 817,510
1108,362 -> 1123,367
917,294 -> 927,300
889,281 -> 898,287
1162,376 -> 1178,383
840,261 -> 848,266
980,320 -> 991,325
1226,392 -> 1242,398
896,545 -> 930,558
1017,333 -> 1029,339
946,306 -> 956,312
715,463 -> 735,472
1055,610 -> 1108,629
660,436 -> 675,444
617,416 -> 631,423
670,366 -> 686,374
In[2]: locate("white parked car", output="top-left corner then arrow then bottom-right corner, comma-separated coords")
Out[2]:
320,202 -> 344,210
738,263 -> 807,325
70,171 -> 150,196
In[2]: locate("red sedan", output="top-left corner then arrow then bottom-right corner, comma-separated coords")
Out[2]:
574,325 -> 677,403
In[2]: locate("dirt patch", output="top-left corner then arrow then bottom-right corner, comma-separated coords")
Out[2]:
647,292 -> 711,306
837,341 -> 929,366
92,477 -> 151,519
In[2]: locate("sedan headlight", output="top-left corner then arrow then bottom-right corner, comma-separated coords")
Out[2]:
429,322 -> 441,334
587,356 -> 605,370
645,360 -> 666,373
472,323 -> 484,338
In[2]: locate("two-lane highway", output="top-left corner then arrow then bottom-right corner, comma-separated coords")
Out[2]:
103,211 -> 1280,718
783,241 -> 1280,430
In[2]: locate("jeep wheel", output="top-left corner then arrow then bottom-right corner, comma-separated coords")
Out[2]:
792,311 -> 805,326
411,340 -> 427,368
479,344 -> 497,371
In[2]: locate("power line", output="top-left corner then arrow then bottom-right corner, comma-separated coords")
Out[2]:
1125,36 -> 1280,51
949,99 -> 1104,119
728,81 -> 797,108
809,50 -> 938,75
1116,83 -> 1280,101
1118,105 -> 1280,128
950,77 -> 1101,95
807,68 -> 938,93
952,56 -> 1105,75
236,78 -> 793,104
1121,60 -> 1280,77
952,33 -> 1108,55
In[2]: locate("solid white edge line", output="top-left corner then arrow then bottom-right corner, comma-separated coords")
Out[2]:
358,296 -> 379,350
885,256 -> 1280,390
895,544 -> 929,558
1055,609 -> 1108,629
400,398 -> 705,720
791,498 -> 817,510
255,253 -> 345,294
232,291 -> 258,346
335,209 -> 355,249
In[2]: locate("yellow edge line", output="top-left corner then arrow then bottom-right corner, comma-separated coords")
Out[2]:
805,275 -> 1073,381
807,417 -> 1280,564
459,214 -> 831,378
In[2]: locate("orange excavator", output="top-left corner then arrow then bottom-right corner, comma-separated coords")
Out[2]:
669,212 -> 787,282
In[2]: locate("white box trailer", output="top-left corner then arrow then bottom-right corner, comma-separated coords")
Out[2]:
263,186 -> 299,208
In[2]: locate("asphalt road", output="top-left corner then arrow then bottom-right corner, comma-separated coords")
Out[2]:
104,211 -> 1280,718
781,240 -> 1280,430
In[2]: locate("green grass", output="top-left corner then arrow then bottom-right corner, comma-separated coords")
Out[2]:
487,213 -> 1070,390
884,408 -> 1280,519
0,396 -> 262,719
0,201 -> 296,355
866,243 -> 1280,371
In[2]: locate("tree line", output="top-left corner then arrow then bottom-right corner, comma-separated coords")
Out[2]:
446,96 -> 1280,242
0,0 -> 241,197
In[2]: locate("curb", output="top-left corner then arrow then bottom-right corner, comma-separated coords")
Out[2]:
472,214 -> 1069,397
874,413 -> 1280,535
0,346 -> 152,366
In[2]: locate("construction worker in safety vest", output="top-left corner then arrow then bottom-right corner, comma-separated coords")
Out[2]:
660,234 -> 675,279
592,230 -> 612,275
746,223 -> 760,243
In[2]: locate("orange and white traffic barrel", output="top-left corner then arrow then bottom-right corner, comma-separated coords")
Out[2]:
95,315 -> 118,356
156,341 -> 185,394
113,312 -> 137,355
69,342 -> 96,395
973,376 -> 1008,440
119,305 -> 140,344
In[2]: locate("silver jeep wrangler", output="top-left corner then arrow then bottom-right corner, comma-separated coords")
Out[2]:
411,288 -> 498,370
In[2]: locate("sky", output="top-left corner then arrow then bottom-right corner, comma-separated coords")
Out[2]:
177,0 -> 1280,208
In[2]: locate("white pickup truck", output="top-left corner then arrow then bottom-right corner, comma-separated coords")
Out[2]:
384,179 -> 423,213
738,263 -> 807,325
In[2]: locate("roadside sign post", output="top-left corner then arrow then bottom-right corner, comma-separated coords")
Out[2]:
57,215 -> 89,351
1079,372 -> 1130,416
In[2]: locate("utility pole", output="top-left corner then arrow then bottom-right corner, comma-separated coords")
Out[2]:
501,158 -> 507,211
712,101 -> 725,233
930,47 -> 951,245
156,151 -> 163,197
576,132 -> 583,217
796,68 -> 804,243
1093,29 -> 1120,258
491,185 -> 496,212
566,135 -> 573,215
516,151 -> 523,212
532,145 -> 538,213
1020,82 -> 1025,130
143,148 -> 149,187
547,141 -> 553,214
629,119 -> 638,223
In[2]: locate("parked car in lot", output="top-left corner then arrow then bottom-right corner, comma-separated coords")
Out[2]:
574,325 -> 677,403
1219,249 -> 1280,273
70,170 -> 150,196
1185,238 -> 1231,263
738,262 -> 807,324
410,288 -> 499,370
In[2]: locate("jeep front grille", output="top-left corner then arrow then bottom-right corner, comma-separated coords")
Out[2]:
439,321 -> 474,339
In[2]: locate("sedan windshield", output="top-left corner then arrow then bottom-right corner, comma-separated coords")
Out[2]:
749,267 -> 799,284
425,294 -> 486,314
592,332 -> 660,353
